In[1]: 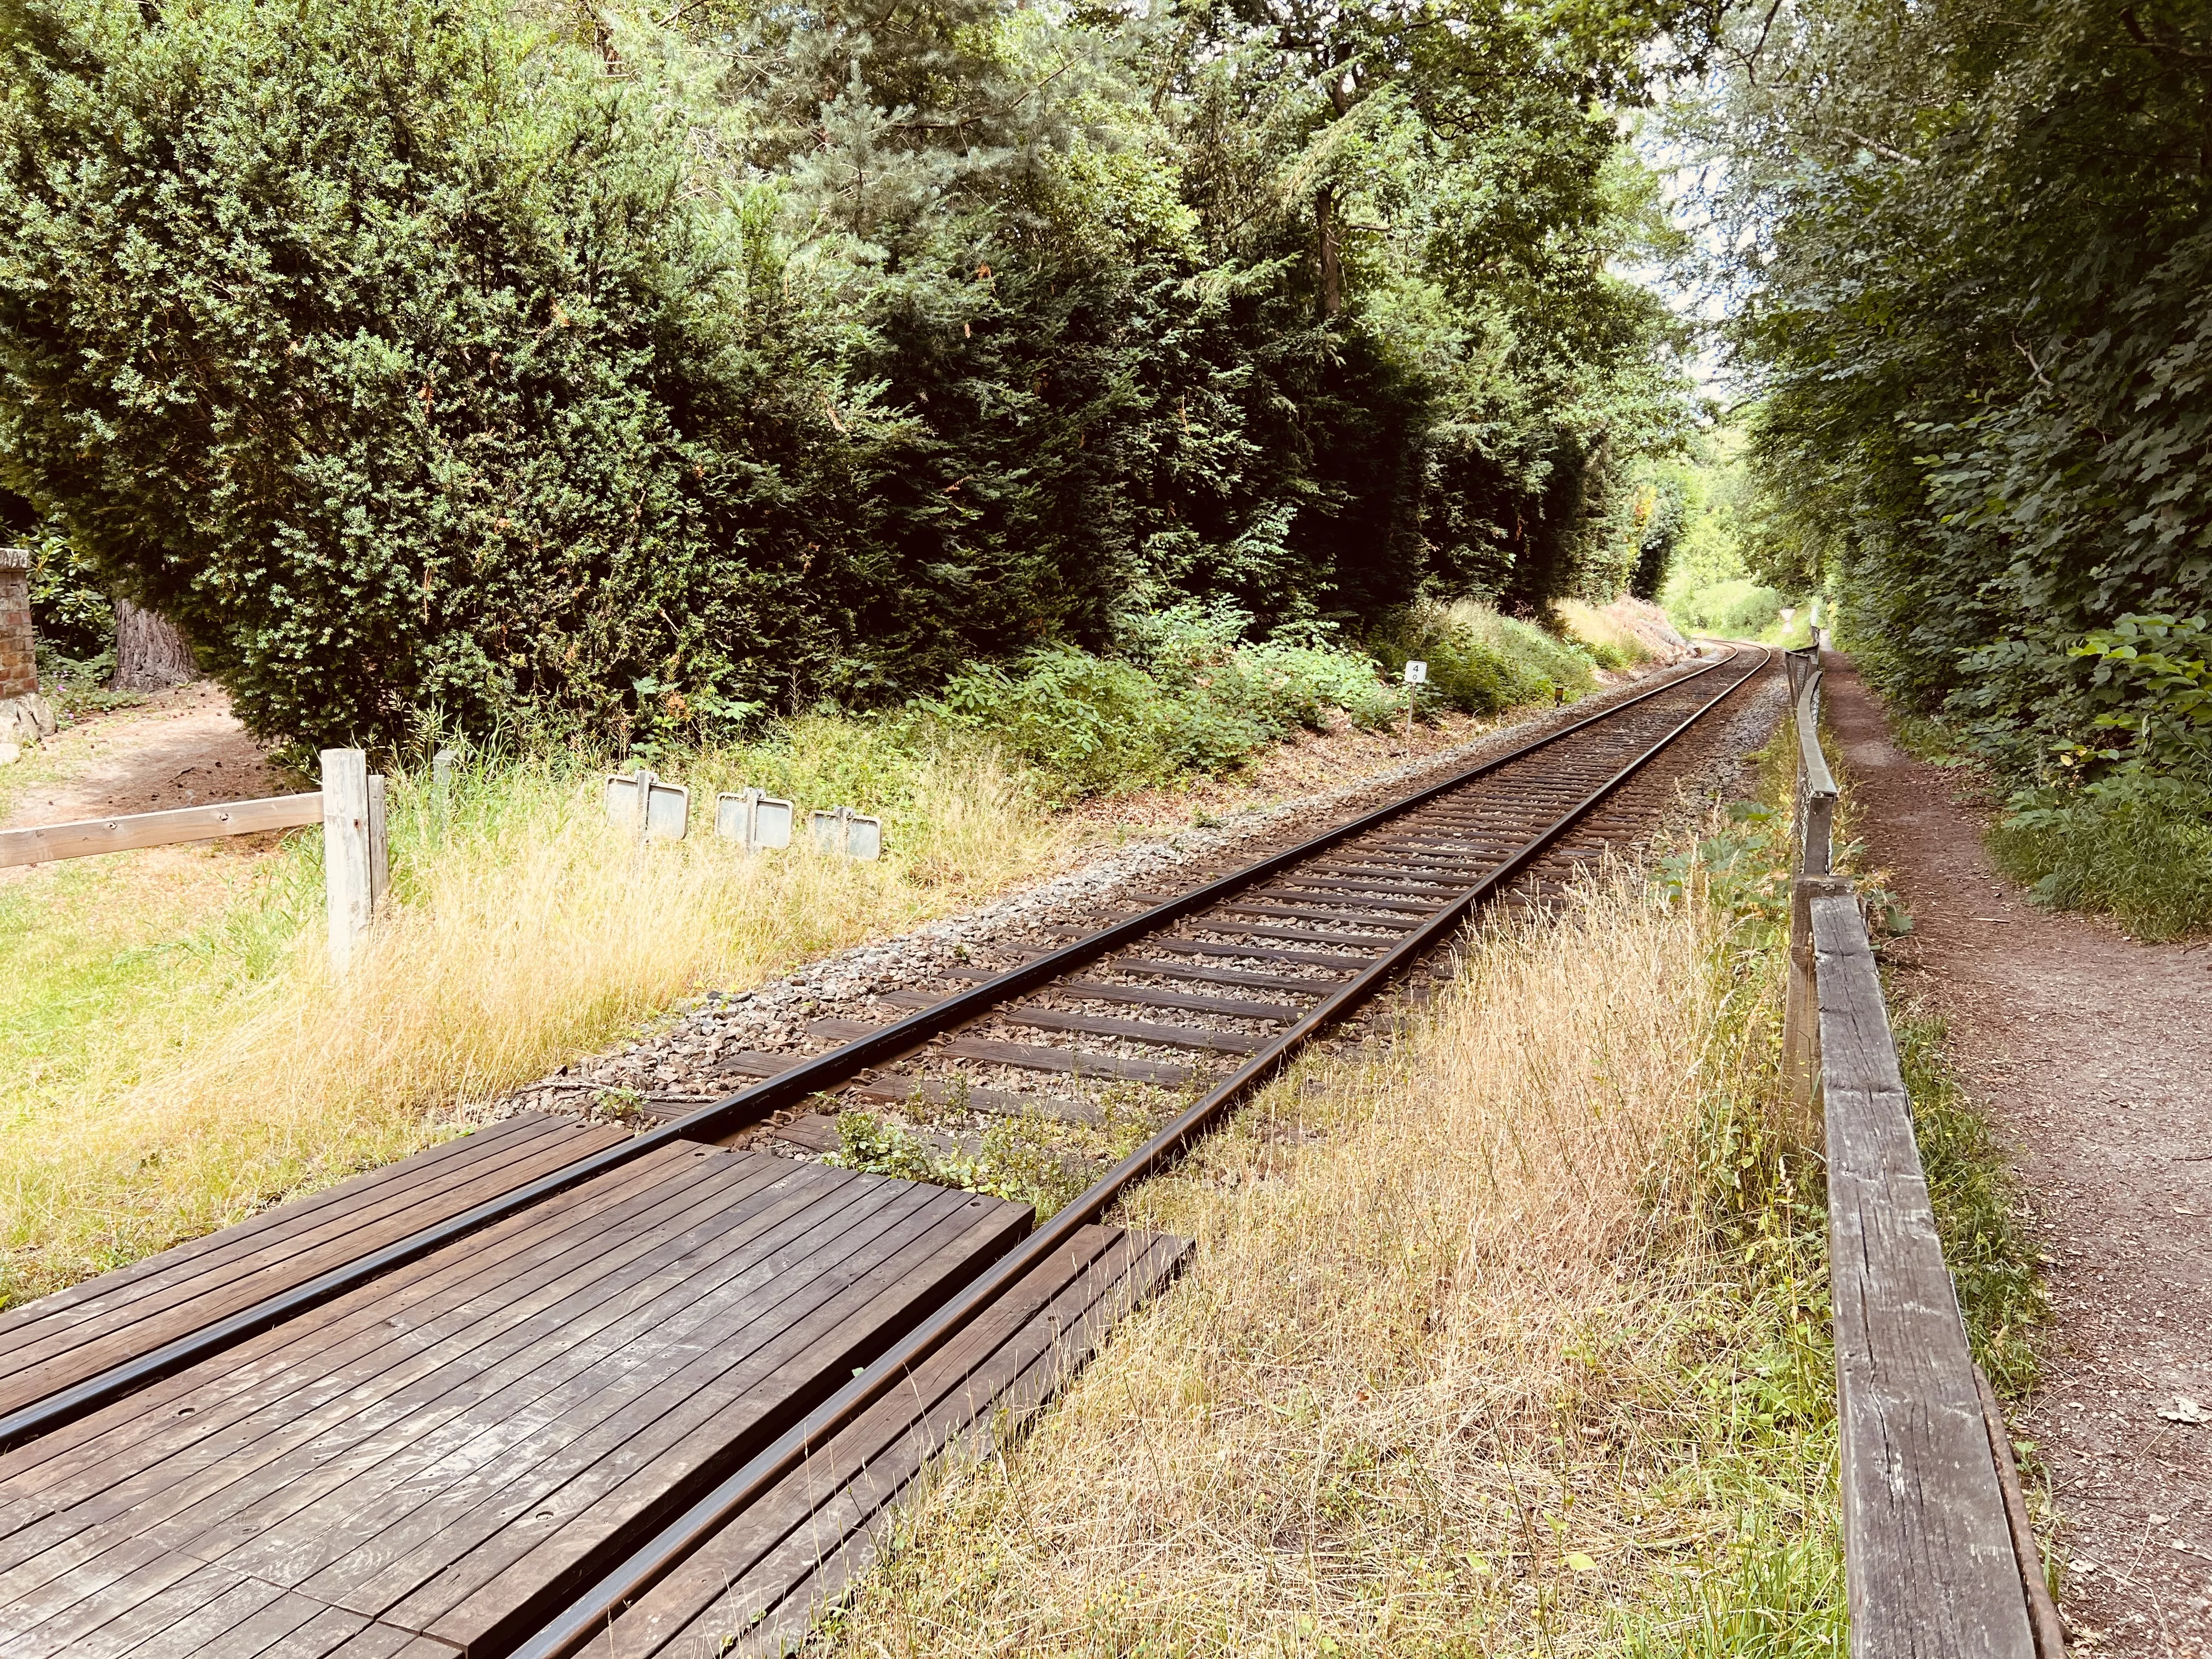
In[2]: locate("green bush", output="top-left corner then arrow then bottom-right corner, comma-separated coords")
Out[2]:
1991,772 -> 2212,943
1666,578 -> 1784,639
923,605 -> 1395,796
0,0 -> 1692,758
1368,600 -> 1596,716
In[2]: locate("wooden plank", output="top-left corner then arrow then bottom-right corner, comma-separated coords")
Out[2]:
1812,893 -> 2033,1659
609,1227 -> 1193,1658
1186,919 -> 1402,948
0,1146 -> 742,1499
190,1170 -> 957,1587
605,1228 -> 1145,1658
766,1113 -> 845,1153
1255,881 -> 1456,907
1056,981 -> 1300,1022
1154,938 -> 1373,968
375,1192 -> 1034,1649
1214,902 -> 1422,929
128,1160 -> 872,1568
844,1074 -> 1102,1124
21,1159 -> 898,1628
934,1037 -> 1194,1088
0,793 -> 324,869
1002,1007 -> 1259,1055
0,1118 -> 628,1414
200,1174 -> 947,1599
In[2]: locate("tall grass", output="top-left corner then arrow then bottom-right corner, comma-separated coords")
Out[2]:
1557,598 -> 1660,670
827,874 -> 1848,1657
0,730 -> 1062,1307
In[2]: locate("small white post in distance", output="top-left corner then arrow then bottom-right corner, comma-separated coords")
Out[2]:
321,749 -> 373,976
1401,659 -> 1426,746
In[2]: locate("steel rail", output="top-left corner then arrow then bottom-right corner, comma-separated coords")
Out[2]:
510,643 -> 1771,1659
0,648 -> 1741,1459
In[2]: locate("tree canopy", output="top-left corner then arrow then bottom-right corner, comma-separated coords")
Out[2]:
1681,0 -> 2210,773
0,0 -> 1702,751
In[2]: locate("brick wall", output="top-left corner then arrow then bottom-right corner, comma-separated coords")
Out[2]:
0,548 -> 34,702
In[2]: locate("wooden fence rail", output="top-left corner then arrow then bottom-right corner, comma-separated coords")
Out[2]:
1784,641 -> 2063,1658
1,748 -> 388,975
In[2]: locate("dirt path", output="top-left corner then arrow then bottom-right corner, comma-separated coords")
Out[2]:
0,680 -> 286,831
1825,658 -> 2212,1657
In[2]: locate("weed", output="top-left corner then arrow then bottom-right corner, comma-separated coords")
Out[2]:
1990,772 -> 2212,941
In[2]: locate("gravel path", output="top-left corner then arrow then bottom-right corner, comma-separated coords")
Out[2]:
1826,659 -> 2212,1657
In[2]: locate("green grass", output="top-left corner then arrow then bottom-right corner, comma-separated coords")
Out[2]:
1989,774 -> 2212,942
1,719 -> 1068,1307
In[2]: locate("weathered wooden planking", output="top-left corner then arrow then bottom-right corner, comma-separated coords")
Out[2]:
0,1154 -> 1028,1658
0,793 -> 325,869
0,1115 -> 628,1416
1188,920 -> 1405,949
1109,957 -> 1344,994
1155,936 -> 1374,968
1214,901 -> 1425,929
843,1074 -> 1102,1125
1057,980 -> 1301,1023
1813,893 -> 2034,1659
380,1193 -> 1030,1651
605,1224 -> 1193,1658
934,1036 -> 1193,1088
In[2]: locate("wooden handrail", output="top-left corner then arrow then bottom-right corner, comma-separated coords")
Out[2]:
1775,639 -> 2057,1657
1813,888 -> 2040,1658
0,792 -> 323,868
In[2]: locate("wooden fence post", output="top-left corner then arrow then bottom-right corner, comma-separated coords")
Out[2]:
1783,873 -> 1852,1130
366,773 -> 390,916
322,749 -> 372,976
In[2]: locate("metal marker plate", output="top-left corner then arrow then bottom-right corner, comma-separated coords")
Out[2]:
715,788 -> 794,851
809,806 -> 883,861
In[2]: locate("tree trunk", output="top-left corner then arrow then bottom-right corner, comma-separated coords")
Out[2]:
1317,184 -> 1343,319
111,597 -> 196,691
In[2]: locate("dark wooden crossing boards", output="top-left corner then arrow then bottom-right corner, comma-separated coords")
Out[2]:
0,1114 -> 629,1420
604,1223 -> 1192,1659
0,1149 -> 1030,1657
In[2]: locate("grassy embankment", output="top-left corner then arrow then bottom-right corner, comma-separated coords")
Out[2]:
822,741 -> 2044,1658
1,603 -> 1647,1310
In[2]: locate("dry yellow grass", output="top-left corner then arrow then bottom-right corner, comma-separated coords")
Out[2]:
1557,598 -> 1660,668
830,875 -> 1842,1657
0,740 -> 1065,1306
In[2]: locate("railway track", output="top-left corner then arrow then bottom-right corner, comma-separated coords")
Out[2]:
0,643 -> 1771,1659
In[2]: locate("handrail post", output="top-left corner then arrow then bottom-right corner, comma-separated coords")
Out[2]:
322,749 -> 373,975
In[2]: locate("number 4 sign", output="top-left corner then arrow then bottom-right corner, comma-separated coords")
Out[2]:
1402,660 -> 1428,685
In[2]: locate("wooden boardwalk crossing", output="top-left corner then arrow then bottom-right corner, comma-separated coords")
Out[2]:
0,1126 -> 1189,1657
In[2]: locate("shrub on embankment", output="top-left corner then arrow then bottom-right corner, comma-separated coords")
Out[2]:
0,0 -> 1689,757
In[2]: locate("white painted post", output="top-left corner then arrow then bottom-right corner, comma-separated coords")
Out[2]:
322,749 -> 373,976
366,773 -> 390,916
